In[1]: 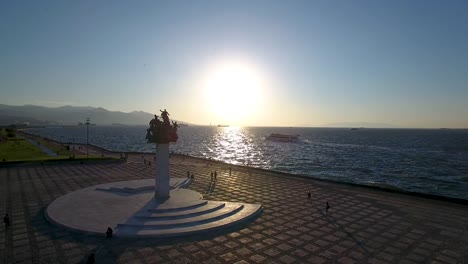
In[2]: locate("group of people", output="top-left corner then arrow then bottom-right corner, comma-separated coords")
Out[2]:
142,155 -> 156,166
307,190 -> 331,214
210,171 -> 218,181
119,152 -> 129,162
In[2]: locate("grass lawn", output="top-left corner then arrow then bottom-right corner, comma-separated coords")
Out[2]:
1,129 -> 117,163
0,139 -> 116,163
0,138 -> 50,161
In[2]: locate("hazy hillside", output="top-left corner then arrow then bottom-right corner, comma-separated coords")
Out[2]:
0,104 -> 183,126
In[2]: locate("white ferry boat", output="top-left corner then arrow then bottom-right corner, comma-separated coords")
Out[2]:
266,133 -> 300,142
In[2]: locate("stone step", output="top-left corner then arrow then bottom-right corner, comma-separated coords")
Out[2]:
118,203 -> 244,229
147,200 -> 208,213
96,186 -> 154,194
116,204 -> 263,237
137,202 -> 226,220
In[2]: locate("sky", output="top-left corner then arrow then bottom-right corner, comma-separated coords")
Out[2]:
1,0 -> 468,128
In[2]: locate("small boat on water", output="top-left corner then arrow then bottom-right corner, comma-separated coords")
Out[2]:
266,133 -> 300,142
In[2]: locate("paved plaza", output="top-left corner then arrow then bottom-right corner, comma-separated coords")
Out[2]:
1,155 -> 468,263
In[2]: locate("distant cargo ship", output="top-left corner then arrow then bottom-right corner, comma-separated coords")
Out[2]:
217,124 -> 229,127
266,133 -> 300,142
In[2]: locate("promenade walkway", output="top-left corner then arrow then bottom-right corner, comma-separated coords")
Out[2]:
1,155 -> 467,263
22,137 -> 57,157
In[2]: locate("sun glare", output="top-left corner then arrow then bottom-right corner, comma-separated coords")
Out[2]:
201,59 -> 266,124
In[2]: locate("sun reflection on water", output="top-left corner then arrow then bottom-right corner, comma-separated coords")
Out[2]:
213,126 -> 265,166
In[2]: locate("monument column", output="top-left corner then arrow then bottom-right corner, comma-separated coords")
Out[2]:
155,143 -> 170,198
146,109 -> 178,200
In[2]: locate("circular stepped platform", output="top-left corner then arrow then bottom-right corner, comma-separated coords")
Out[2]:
45,178 -> 262,238
138,202 -> 226,219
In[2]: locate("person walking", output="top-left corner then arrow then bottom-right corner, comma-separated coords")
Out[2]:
4,213 -> 10,228
325,202 -> 331,214
307,190 -> 311,200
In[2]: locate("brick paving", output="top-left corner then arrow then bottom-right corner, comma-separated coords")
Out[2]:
1,155 -> 468,263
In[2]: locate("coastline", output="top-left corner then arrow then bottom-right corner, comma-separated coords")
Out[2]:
12,130 -> 468,205
21,126 -> 468,201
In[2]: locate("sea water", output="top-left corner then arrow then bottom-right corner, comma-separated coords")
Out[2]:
26,126 -> 468,200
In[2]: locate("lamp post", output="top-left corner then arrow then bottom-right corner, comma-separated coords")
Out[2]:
70,137 -> 75,159
85,118 -> 90,159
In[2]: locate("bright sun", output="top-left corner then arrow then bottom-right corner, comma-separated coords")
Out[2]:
201,59 -> 266,124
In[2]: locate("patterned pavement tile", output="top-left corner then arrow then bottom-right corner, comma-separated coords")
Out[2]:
1,155 -> 468,263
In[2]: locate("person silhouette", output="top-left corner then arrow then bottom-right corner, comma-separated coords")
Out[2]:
325,202 -> 331,214
106,227 -> 113,238
86,253 -> 95,264
160,109 -> 170,125
4,213 -> 10,228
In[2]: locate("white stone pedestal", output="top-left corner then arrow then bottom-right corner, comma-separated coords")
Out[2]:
45,178 -> 263,237
155,143 -> 170,199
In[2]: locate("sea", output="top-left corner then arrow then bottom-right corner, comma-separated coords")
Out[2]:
25,126 -> 468,200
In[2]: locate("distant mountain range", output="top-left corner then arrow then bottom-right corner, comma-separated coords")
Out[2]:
0,104 -> 186,126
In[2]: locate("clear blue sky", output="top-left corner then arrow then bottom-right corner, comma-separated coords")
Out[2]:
1,0 -> 467,128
